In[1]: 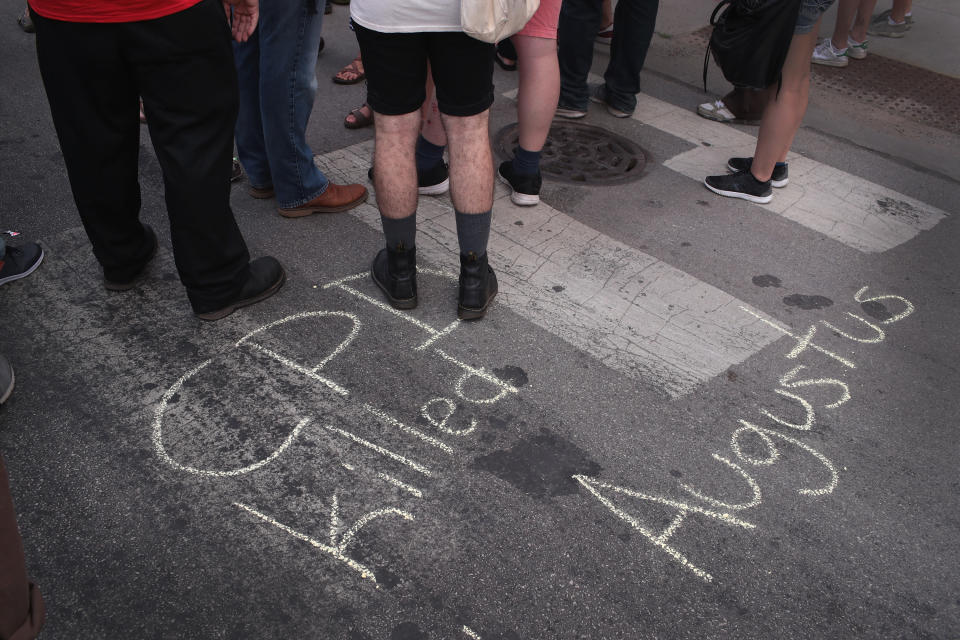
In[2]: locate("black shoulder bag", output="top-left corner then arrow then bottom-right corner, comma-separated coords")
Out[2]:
704,0 -> 803,91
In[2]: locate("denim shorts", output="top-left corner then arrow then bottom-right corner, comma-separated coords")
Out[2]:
795,0 -> 835,34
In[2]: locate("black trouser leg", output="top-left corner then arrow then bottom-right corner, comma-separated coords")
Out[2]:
33,0 -> 250,311
32,13 -> 152,283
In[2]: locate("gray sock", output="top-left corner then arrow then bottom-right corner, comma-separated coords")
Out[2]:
380,212 -> 417,250
454,209 -> 491,257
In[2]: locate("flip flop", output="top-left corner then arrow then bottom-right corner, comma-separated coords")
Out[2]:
344,105 -> 374,130
333,56 -> 365,85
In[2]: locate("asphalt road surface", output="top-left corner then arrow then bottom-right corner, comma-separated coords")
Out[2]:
1,5 -> 958,639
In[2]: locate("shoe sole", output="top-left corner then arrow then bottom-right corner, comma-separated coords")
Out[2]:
497,171 -> 540,206
726,163 -> 788,188
249,187 -> 275,199
370,270 -> 418,310
418,178 -> 449,196
589,94 -> 632,118
278,191 -> 369,217
458,290 -> 497,321
846,48 -> 867,60
0,248 -> 43,286
555,109 -> 586,119
812,57 -> 849,67
703,179 -> 773,204
0,367 -> 13,405
195,269 -> 286,321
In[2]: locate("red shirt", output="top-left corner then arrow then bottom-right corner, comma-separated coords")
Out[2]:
29,0 -> 202,23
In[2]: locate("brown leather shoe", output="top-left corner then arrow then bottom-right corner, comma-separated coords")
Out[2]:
278,183 -> 368,217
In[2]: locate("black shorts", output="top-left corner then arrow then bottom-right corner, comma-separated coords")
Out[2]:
354,23 -> 494,117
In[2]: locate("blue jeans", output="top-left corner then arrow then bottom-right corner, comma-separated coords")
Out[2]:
558,0 -> 660,114
234,0 -> 329,209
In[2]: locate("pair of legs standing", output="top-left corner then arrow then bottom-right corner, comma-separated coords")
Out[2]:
557,0 -> 660,116
31,0 -> 284,319
234,1 -> 367,217
704,0 -> 835,204
355,25 -> 498,320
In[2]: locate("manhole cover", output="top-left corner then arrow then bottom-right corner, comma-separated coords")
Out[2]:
495,121 -> 647,185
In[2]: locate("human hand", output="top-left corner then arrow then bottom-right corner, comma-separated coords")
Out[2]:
223,0 -> 258,43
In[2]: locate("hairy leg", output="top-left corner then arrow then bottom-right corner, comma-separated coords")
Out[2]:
440,110 -> 493,214
373,110 -> 421,218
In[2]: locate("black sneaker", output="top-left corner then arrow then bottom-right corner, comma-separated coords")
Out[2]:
0,354 -> 13,405
371,245 -> 417,310
104,224 -> 158,291
0,242 -> 43,286
194,257 -> 286,321
458,252 -> 497,320
367,163 -> 450,196
727,157 -> 789,188
704,170 -> 773,204
498,160 -> 542,206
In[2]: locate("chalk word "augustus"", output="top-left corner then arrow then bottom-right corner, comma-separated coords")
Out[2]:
576,286 -> 914,582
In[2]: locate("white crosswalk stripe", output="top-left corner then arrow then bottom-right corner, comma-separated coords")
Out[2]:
630,92 -> 948,253
316,142 -> 783,397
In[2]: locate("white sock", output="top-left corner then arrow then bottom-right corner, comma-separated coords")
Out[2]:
888,16 -> 906,25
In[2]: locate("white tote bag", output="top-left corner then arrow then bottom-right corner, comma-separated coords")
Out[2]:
461,0 -> 541,43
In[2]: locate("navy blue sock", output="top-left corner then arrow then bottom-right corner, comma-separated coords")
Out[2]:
455,210 -> 491,257
775,161 -> 787,167
380,212 -> 417,250
415,135 -> 445,172
511,146 -> 541,176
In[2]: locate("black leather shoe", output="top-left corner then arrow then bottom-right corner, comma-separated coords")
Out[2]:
194,256 -> 286,321
458,252 -> 497,320
104,224 -> 157,291
371,246 -> 417,310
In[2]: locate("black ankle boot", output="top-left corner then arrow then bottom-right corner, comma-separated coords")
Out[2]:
458,252 -> 497,320
371,245 -> 417,309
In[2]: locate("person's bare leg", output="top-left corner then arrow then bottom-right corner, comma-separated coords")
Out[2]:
440,111 -> 493,214
850,0 -> 880,42
372,111 -> 421,218
600,0 -> 613,29
751,29 -> 820,182
513,34 -> 560,153
831,0 -> 859,49
420,71 -> 447,148
890,0 -> 910,23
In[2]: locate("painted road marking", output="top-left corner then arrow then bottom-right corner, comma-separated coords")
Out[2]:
316,143 -> 784,397
504,83 -> 948,253
632,92 -> 948,253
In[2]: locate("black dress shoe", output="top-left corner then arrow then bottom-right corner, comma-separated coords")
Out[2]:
104,224 -> 157,291
371,245 -> 417,310
458,252 -> 497,320
194,256 -> 286,321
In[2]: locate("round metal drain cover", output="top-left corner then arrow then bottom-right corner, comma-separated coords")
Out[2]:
495,121 -> 646,185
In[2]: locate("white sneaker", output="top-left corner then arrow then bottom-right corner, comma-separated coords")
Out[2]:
845,37 -> 868,59
812,39 -> 849,67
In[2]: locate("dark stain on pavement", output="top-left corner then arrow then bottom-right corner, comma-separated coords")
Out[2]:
471,428 -> 602,499
874,197 -> 921,221
391,622 -> 427,639
752,275 -> 782,288
783,294 -> 833,310
861,300 -> 894,321
552,285 -> 565,292
493,365 -> 528,388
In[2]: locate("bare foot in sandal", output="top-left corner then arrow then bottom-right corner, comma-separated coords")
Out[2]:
344,104 -> 374,129
333,54 -> 365,85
